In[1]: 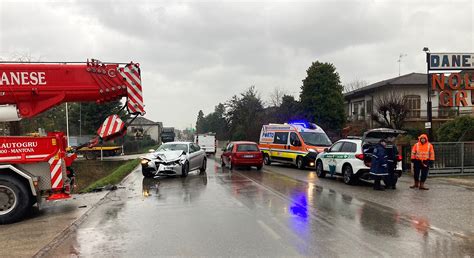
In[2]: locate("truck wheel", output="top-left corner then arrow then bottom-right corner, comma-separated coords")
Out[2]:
296,156 -> 305,170
0,175 -> 31,224
263,154 -> 271,165
85,152 -> 97,160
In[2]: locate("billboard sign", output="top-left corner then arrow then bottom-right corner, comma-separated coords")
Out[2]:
429,53 -> 474,70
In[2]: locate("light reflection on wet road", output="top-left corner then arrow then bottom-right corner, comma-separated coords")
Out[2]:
47,159 -> 473,257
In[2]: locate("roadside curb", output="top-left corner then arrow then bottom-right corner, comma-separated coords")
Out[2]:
33,165 -> 141,257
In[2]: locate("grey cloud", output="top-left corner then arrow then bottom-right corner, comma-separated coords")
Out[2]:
1,0 -> 472,128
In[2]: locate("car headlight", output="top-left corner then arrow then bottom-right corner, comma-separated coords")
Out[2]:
307,148 -> 316,152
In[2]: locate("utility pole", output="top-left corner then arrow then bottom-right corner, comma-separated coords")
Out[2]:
79,103 -> 82,137
423,47 -> 433,140
398,53 -> 407,76
65,102 -> 70,147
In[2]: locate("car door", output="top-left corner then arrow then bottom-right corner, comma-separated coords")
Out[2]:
193,143 -> 205,169
271,132 -> 289,162
289,132 -> 303,162
187,143 -> 198,170
222,143 -> 233,166
321,141 -> 344,173
337,142 -> 357,173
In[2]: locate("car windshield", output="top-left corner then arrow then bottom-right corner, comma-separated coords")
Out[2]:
300,132 -> 332,146
236,144 -> 259,152
156,143 -> 188,152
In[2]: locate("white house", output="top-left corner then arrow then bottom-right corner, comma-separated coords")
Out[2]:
127,117 -> 163,143
344,72 -> 473,130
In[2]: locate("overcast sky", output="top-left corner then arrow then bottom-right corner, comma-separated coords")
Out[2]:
1,0 -> 473,129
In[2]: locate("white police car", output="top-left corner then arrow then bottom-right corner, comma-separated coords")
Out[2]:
315,128 -> 405,185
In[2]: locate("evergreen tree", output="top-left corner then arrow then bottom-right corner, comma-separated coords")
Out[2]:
300,61 -> 346,131
196,110 -> 205,133
226,86 -> 264,141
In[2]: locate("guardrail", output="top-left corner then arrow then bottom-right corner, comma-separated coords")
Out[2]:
401,142 -> 474,176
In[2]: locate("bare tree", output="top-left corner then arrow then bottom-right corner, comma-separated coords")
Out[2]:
371,92 -> 409,129
268,87 -> 287,107
344,79 -> 368,93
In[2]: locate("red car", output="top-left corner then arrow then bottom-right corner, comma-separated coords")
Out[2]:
221,141 -> 264,170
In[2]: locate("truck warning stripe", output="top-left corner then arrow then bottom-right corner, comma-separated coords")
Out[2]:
97,115 -> 125,139
118,68 -> 145,115
48,156 -> 63,189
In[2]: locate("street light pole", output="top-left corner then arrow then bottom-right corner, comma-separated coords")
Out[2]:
423,47 -> 433,140
65,102 -> 70,147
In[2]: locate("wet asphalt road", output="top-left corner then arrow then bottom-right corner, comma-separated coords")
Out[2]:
47,158 -> 474,257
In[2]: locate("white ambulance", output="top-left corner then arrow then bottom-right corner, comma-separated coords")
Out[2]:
259,122 -> 332,169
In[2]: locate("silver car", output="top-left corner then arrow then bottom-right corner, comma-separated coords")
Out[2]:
141,142 -> 207,178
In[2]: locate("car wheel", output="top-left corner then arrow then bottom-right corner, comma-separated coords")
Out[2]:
256,165 -> 263,170
296,156 -> 305,170
316,160 -> 326,178
142,169 -> 155,178
181,162 -> 189,178
263,154 -> 271,165
0,175 -> 31,224
343,165 -> 357,185
200,158 -> 207,174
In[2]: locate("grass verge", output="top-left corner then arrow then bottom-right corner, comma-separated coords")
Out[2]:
81,159 -> 140,193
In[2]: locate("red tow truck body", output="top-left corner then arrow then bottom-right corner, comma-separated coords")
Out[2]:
0,60 -> 145,224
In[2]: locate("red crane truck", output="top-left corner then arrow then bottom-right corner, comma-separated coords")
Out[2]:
0,59 -> 145,224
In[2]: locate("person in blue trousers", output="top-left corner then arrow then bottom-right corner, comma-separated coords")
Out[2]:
370,139 -> 388,191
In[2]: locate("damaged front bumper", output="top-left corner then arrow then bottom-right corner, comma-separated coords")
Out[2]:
142,159 -> 184,176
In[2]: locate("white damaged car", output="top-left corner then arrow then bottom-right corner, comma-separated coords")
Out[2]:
141,142 -> 207,178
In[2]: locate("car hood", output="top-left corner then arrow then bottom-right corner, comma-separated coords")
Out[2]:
142,150 -> 185,162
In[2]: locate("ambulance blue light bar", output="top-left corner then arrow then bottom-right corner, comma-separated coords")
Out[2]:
288,120 -> 318,129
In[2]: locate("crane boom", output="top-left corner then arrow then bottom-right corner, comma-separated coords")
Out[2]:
0,59 -> 145,120
0,59 -> 147,224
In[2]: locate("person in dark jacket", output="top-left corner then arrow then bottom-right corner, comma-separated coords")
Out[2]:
384,137 -> 399,189
370,139 -> 388,191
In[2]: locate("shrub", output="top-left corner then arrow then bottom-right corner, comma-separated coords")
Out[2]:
437,116 -> 474,142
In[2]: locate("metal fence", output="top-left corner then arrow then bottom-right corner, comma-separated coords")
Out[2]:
401,142 -> 474,176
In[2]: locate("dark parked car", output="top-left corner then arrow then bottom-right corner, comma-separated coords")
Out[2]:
221,141 -> 263,170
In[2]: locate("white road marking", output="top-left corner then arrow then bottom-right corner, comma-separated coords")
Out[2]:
257,220 -> 281,240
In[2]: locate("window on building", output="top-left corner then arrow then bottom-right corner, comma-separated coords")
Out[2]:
366,100 -> 373,114
352,101 -> 365,120
404,95 -> 421,118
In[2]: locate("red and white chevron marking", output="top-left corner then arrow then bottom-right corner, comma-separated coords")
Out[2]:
118,65 -> 145,115
49,155 -> 63,189
97,114 -> 125,139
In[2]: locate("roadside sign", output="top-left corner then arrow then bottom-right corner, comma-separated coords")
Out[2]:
425,122 -> 432,129
429,53 -> 474,70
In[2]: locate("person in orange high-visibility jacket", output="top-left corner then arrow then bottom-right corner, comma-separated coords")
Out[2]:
410,134 -> 435,190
